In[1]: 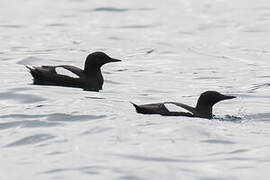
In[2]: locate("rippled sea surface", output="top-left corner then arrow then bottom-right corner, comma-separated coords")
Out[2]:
1,0 -> 270,179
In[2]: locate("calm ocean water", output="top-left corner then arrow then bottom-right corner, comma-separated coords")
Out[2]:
0,0 -> 270,179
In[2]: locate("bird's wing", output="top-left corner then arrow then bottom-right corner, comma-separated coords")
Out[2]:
131,102 -> 169,114
26,65 -> 81,85
56,65 -> 83,77
26,65 -> 57,76
164,102 -> 197,114
37,65 -> 57,73
131,102 -> 194,117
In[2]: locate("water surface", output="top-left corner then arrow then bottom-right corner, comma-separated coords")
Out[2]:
0,0 -> 270,179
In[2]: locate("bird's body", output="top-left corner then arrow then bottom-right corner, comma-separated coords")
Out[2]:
131,91 -> 236,119
26,52 -> 121,91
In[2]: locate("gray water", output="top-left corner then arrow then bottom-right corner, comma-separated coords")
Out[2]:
1,0 -> 270,179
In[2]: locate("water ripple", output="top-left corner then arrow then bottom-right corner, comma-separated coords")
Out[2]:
92,7 -> 129,12
201,139 -> 235,145
81,127 -> 113,135
0,120 -> 60,130
43,166 -> 107,175
114,154 -> 192,163
0,113 -> 107,126
113,154 -> 259,164
244,113 -> 270,121
46,113 -> 106,122
47,23 -> 67,27
249,83 -> 270,92
119,175 -> 148,180
0,114 -> 45,119
4,134 -> 55,147
213,115 -> 243,122
0,24 -> 24,28
119,24 -> 158,29
0,91 -> 46,103
208,149 -> 249,156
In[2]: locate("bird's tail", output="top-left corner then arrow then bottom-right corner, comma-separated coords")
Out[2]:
130,102 -> 140,113
25,66 -> 42,83
26,66 -> 36,76
25,65 -> 32,71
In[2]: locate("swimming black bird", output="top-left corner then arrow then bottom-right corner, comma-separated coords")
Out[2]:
131,91 -> 236,119
26,52 -> 121,91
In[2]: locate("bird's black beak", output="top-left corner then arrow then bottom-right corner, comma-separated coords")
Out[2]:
221,94 -> 236,100
109,58 -> 122,63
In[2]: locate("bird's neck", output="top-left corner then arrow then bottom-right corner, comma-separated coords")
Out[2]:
84,65 -> 101,74
195,105 -> 213,119
85,66 -> 103,80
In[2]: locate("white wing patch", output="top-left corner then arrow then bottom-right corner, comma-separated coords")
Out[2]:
164,103 -> 190,113
55,67 -> 80,78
